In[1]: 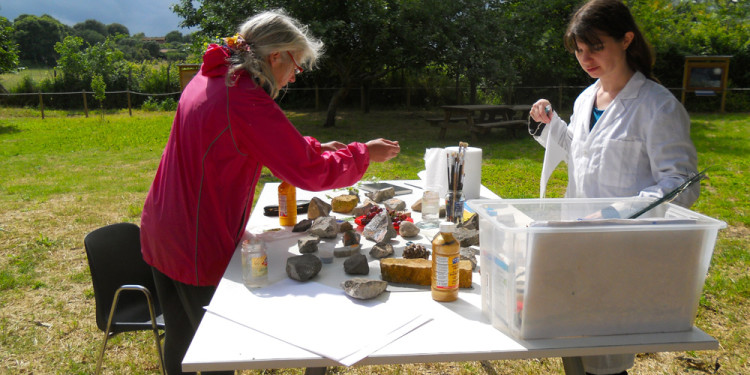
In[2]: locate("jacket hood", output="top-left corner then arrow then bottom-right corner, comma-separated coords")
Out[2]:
201,44 -> 231,77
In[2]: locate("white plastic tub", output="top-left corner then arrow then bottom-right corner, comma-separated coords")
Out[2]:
467,197 -> 726,340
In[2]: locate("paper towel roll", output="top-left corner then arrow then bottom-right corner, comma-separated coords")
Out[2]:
445,146 -> 482,199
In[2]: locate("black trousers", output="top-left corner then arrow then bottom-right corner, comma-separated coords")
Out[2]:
151,267 -> 233,375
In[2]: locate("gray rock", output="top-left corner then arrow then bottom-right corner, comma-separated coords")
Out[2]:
335,243 -> 361,258
455,227 -> 479,247
307,197 -> 332,219
369,242 -> 394,259
292,219 -> 313,232
383,198 -> 406,212
341,278 -> 388,300
351,200 -> 377,218
309,216 -> 338,239
460,246 -> 478,270
458,213 -> 479,230
398,220 -> 420,238
343,254 -> 370,275
286,254 -> 322,281
342,230 -> 361,246
366,187 -> 395,203
362,211 -> 397,243
297,235 -> 320,254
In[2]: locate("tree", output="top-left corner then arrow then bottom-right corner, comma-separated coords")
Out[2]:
13,14 -> 69,66
74,19 -> 108,36
165,30 -> 184,43
107,23 -> 130,36
91,74 -> 106,120
0,16 -> 19,74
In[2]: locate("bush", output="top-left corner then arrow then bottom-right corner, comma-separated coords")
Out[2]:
141,96 -> 177,112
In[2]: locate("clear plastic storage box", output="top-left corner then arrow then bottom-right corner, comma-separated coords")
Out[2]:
466,197 -> 726,340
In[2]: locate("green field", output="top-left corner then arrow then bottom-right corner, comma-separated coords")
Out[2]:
0,107 -> 747,374
0,68 -> 55,91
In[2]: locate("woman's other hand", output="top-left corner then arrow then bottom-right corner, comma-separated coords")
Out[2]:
530,99 -> 554,124
320,141 -> 347,152
365,138 -> 400,162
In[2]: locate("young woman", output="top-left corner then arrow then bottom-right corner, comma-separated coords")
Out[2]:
529,0 -> 699,374
140,10 -> 400,375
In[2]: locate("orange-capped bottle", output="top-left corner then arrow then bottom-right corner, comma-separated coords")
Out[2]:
278,181 -> 297,226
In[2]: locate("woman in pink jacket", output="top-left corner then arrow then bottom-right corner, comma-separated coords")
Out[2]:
140,10 -> 400,375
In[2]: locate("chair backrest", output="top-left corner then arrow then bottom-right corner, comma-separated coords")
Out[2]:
84,222 -> 162,333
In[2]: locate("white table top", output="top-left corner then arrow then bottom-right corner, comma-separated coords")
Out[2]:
183,180 -> 717,372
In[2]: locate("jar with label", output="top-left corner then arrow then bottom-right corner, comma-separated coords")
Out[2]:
278,181 -> 297,226
241,238 -> 268,288
431,221 -> 460,302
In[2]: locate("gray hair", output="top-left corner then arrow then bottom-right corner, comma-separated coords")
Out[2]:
226,10 -> 324,99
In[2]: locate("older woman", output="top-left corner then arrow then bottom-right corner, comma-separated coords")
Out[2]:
529,0 -> 699,374
140,10 -> 400,374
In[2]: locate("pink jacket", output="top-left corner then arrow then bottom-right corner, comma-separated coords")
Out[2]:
141,44 -> 370,286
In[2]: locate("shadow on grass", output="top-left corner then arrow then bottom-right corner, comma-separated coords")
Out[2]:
0,124 -> 20,135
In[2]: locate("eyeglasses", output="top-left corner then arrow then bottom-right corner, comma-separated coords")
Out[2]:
287,51 -> 304,74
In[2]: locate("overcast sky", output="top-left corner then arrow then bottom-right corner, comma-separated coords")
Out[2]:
0,0 -> 196,37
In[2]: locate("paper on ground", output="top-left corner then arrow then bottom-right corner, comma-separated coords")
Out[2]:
539,133 -> 566,198
204,277 -> 432,366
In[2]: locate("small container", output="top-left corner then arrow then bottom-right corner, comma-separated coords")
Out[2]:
278,181 -> 297,226
241,238 -> 268,288
445,189 -> 465,224
431,221 -> 460,302
318,240 -> 335,264
417,188 -> 440,229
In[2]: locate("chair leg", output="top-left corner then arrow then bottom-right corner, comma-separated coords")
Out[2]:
96,289 -> 122,375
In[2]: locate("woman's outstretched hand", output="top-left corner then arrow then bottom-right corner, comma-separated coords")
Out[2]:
366,138 -> 400,162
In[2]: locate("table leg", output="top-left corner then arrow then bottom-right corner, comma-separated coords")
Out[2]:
304,367 -> 327,375
562,356 -> 585,375
440,111 -> 451,140
468,114 -> 478,143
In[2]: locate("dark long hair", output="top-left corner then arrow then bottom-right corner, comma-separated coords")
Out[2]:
563,0 -> 657,82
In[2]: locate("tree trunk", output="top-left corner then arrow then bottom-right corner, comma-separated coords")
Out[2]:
324,86 -> 350,128
454,68 -> 461,105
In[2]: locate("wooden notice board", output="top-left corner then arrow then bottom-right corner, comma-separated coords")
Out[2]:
681,56 -> 731,112
178,64 -> 201,91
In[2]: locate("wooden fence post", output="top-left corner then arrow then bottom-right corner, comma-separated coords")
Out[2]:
82,90 -> 89,118
38,91 -> 44,119
127,90 -> 132,116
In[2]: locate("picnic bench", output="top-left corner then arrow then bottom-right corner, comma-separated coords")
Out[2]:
432,104 -> 532,141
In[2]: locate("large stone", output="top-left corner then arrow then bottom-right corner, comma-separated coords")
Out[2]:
379,258 -> 472,288
366,187 -> 395,203
297,235 -> 319,254
383,198 -> 406,212
369,242 -> 394,259
398,221 -> 420,238
309,216 -> 338,239
286,254 -> 322,281
292,219 -> 313,232
460,246 -> 478,270
458,213 -> 479,230
343,254 -> 370,275
362,211 -> 397,243
307,197 -> 332,219
331,194 -> 359,213
341,278 -> 388,300
455,227 -> 479,247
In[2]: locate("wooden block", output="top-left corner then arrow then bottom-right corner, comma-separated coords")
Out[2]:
379,258 -> 472,288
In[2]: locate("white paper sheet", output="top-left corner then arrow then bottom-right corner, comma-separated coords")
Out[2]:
419,148 -> 449,197
204,277 -> 432,366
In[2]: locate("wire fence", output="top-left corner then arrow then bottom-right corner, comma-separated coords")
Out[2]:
2,85 -> 748,119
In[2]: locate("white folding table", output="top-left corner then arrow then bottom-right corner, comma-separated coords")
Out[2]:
183,181 -> 717,374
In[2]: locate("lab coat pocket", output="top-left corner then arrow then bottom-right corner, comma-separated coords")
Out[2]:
599,139 -> 645,194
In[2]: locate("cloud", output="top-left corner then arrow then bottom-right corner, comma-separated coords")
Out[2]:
1,0 -> 196,36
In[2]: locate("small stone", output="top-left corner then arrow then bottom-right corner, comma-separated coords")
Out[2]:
403,242 -> 430,259
332,194 -> 359,213
309,216 -> 338,239
342,230 -> 361,246
338,221 -> 353,233
362,211 -> 397,243
307,197 -> 332,219
292,219 -> 313,232
455,227 -> 479,247
383,198 -> 406,212
351,199 -> 377,217
411,199 -> 422,212
458,213 -> 479,230
369,242 -> 394,259
398,221 -> 420,238
341,278 -> 388,300
286,254 -> 322,281
343,254 -> 370,275
460,247 -> 478,270
366,187 -> 395,203
297,235 -> 320,254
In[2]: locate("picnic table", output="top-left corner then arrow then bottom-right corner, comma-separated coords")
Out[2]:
427,104 -> 532,141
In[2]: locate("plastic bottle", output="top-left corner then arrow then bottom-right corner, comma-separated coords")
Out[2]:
278,181 -> 297,226
431,221 -> 460,302
241,238 -> 268,288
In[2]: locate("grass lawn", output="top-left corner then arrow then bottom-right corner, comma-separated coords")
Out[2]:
0,107 -> 747,374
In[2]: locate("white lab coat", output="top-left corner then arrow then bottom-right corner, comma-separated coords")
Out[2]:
536,71 -> 699,209
534,71 -> 699,374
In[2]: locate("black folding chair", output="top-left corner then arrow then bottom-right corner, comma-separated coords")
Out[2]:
84,222 -> 165,375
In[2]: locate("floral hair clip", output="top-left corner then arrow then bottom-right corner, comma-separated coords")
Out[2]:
224,33 -> 252,53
